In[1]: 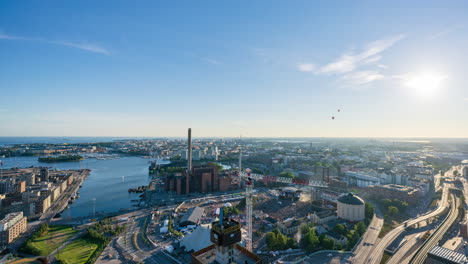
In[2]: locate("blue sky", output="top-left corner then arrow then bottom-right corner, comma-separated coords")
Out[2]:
1,0 -> 467,137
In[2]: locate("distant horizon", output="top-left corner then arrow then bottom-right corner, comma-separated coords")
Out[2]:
1,136 -> 467,140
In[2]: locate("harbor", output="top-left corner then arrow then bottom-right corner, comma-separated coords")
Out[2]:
0,155 -> 168,219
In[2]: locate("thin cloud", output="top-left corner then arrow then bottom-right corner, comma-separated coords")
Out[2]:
57,41 -> 110,55
317,34 -> 404,74
0,33 -> 24,40
0,32 -> 110,55
201,57 -> 220,65
464,98 -> 468,101
343,71 -> 384,85
297,63 -> 316,72
297,34 -> 404,86
428,24 -> 464,40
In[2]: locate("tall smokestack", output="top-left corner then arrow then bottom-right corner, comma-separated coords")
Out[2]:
188,128 -> 192,171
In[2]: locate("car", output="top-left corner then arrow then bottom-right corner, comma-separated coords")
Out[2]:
327,253 -> 333,257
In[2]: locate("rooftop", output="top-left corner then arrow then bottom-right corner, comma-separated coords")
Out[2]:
192,243 -> 262,264
180,206 -> 205,226
428,245 -> 467,264
337,193 -> 364,205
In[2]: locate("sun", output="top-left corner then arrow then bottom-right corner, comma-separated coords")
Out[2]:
403,72 -> 448,98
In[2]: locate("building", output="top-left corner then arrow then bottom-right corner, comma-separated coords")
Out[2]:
426,245 -> 466,264
22,173 -> 36,185
40,167 -> 49,182
179,206 -> 205,227
60,180 -> 67,193
191,166 -> 219,193
164,129 -> 236,195
15,181 -> 26,193
0,212 -> 27,246
463,166 -> 468,178
343,171 -> 380,187
460,219 -> 468,239
51,186 -> 61,201
34,195 -> 51,214
180,224 -> 212,252
192,214 -> 261,264
0,180 -> 15,195
442,237 -> 463,252
336,193 -> 365,222
309,210 -> 336,225
279,187 -> 301,200
277,218 -> 303,235
325,231 -> 348,246
367,184 -> 421,204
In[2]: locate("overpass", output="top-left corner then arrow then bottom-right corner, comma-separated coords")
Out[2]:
410,194 -> 459,264
353,183 -> 450,264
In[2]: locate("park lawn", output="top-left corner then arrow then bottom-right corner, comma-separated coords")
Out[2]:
29,225 -> 77,255
8,258 -> 42,264
55,238 -> 98,264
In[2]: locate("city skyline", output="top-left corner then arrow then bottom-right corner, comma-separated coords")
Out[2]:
1,1 -> 468,137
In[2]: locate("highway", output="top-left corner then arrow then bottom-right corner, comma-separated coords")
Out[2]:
355,183 -> 450,264
386,169 -> 462,264
350,214 -> 384,263
385,230 -> 424,264
410,194 -> 459,264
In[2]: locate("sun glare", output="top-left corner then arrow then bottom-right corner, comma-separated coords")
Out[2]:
404,72 -> 447,98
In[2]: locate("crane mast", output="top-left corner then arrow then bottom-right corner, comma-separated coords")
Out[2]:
245,174 -> 253,251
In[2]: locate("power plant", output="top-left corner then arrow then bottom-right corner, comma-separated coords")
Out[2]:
164,128 -> 234,194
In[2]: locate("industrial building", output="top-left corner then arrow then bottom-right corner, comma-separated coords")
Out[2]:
0,211 -> 27,246
164,128 -> 237,195
336,193 -> 365,222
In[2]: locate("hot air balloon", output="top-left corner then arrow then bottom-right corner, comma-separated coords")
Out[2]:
332,116 -> 335,120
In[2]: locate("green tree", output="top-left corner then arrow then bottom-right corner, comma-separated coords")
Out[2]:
266,232 -> 278,249
266,229 -> 291,250
279,172 -> 295,179
286,238 -> 296,249
333,224 -> 347,236
301,228 -> 319,251
347,231 -> 360,249
365,202 -> 375,220
209,162 -> 224,172
320,237 -> 335,249
388,206 -> 399,216
170,155 -> 181,160
381,198 -> 392,207
355,222 -> 366,236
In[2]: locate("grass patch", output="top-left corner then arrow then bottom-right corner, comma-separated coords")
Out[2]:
55,238 -> 98,264
429,198 -> 439,208
380,253 -> 391,264
22,225 -> 77,256
378,222 -> 394,238
7,259 -> 42,264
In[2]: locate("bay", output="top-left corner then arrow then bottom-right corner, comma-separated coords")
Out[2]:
0,155 -> 167,218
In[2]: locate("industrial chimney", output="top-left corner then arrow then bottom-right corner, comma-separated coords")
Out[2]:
188,128 -> 192,171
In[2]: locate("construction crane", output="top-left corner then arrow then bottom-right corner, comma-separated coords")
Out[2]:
235,169 -> 329,251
